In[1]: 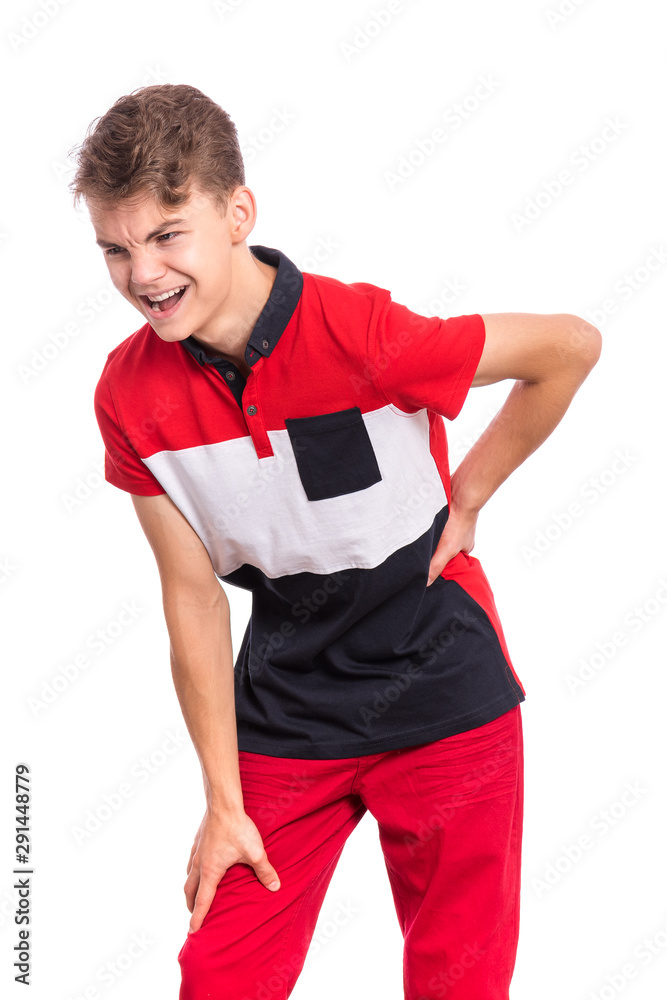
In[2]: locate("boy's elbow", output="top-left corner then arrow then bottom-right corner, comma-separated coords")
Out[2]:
568,315 -> 603,371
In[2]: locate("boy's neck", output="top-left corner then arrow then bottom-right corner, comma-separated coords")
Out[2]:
190,245 -> 278,374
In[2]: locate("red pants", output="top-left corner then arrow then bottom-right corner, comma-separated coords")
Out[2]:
178,705 -> 523,1000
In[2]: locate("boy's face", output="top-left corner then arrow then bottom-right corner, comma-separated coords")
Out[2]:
88,184 -> 239,344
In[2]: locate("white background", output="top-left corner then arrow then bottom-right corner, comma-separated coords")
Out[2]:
2,0 -> 666,998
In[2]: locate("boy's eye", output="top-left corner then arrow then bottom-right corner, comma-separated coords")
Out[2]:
102,232 -> 179,256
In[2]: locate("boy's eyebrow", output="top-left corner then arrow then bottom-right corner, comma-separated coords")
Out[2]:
95,218 -> 188,248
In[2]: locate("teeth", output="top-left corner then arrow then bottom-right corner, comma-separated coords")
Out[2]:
147,286 -> 185,304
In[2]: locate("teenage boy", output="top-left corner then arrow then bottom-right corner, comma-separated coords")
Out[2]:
71,83 -> 601,1000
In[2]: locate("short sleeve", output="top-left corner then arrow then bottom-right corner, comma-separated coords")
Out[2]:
94,370 -> 166,497
372,296 -> 486,419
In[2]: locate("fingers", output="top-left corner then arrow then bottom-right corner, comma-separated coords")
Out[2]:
427,543 -> 458,586
183,818 -> 281,936
427,563 -> 444,586
183,866 -> 199,915
427,512 -> 478,585
186,861 -> 278,936
427,541 -> 468,585
187,869 -> 226,934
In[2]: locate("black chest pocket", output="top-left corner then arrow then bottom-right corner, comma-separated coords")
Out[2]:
284,406 -> 382,501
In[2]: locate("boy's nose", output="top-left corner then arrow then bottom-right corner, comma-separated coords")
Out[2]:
130,250 -> 167,287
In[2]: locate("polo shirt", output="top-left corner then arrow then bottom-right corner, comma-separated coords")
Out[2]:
94,244 -> 526,759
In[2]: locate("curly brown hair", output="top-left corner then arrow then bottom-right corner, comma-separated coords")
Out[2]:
69,83 -> 245,211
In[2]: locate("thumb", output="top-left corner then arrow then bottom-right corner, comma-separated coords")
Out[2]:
253,853 -> 281,891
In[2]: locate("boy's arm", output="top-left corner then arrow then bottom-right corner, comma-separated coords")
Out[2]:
130,492 -> 281,931
427,312 -> 602,585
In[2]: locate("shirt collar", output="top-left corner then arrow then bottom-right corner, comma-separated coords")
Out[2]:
179,244 -> 303,367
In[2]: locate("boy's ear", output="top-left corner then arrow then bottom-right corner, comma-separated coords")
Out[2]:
228,186 -> 257,243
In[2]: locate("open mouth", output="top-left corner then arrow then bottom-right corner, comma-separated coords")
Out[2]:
140,285 -> 188,317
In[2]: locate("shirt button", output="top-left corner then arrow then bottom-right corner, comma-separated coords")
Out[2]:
262,339 -> 269,349
225,371 -> 235,380
246,404 -> 258,415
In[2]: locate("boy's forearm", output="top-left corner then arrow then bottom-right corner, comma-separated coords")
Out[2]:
451,360 -> 596,515
163,588 -> 245,817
